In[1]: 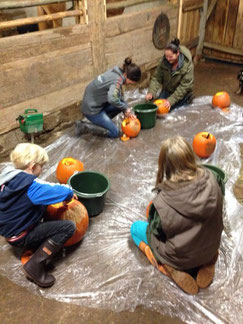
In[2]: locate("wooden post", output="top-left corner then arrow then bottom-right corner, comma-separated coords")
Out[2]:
177,0 -> 183,40
0,10 -> 83,30
194,0 -> 208,64
0,0 -> 68,10
86,1 -> 107,77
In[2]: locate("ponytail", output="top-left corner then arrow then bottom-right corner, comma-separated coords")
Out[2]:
122,57 -> 141,82
165,38 -> 180,54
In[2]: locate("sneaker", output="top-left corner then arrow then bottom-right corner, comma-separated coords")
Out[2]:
74,121 -> 83,137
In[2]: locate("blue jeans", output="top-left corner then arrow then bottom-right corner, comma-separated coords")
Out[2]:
9,220 -> 76,250
85,104 -> 121,138
130,220 -> 149,247
159,90 -> 190,110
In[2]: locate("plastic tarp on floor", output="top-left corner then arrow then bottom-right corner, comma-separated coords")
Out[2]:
0,92 -> 243,324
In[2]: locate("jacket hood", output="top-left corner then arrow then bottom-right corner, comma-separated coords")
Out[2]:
157,168 -> 219,220
111,66 -> 125,80
179,45 -> 192,62
0,166 -> 23,186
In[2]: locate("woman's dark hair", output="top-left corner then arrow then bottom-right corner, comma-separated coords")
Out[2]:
123,57 -> 141,82
165,38 -> 180,54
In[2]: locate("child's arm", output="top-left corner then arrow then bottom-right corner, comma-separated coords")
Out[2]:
27,178 -> 74,205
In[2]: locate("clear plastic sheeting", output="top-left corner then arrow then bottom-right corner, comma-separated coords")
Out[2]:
0,92 -> 243,324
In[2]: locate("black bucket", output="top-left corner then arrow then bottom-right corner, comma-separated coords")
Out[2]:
68,171 -> 110,217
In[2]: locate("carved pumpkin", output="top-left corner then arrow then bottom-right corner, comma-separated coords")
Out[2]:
56,157 -> 84,184
154,99 -> 170,115
212,91 -> 230,109
192,132 -> 216,158
46,199 -> 89,247
121,117 -> 141,138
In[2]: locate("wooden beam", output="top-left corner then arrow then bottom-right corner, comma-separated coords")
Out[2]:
87,1 -> 107,76
0,10 -> 83,30
194,0 -> 208,63
177,0 -> 183,39
0,1 -> 68,10
206,0 -> 217,21
182,0 -> 203,12
204,42 -> 243,56
106,0 -> 157,10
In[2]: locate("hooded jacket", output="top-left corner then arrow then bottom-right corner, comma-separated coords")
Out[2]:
148,45 -> 194,107
147,168 -> 223,270
0,166 -> 73,238
81,66 -> 128,115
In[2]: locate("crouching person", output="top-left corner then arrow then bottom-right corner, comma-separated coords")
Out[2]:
0,143 -> 76,288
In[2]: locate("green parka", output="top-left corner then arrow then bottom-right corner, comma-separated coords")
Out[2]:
148,45 -> 194,106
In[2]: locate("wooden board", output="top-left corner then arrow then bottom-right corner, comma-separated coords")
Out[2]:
0,81 -> 88,135
105,4 -> 177,37
0,43 -> 93,109
223,0 -> 239,47
104,4 -> 177,68
0,24 -> 90,64
233,0 -> 243,49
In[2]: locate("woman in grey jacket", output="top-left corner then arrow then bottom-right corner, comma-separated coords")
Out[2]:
75,57 -> 141,138
130,136 -> 224,295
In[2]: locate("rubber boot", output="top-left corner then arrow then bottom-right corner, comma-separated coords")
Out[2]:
164,264 -> 199,295
196,253 -> 218,288
75,121 -> 109,137
23,239 -> 61,288
138,241 -> 167,275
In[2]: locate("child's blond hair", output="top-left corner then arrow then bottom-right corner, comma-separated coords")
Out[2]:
10,143 -> 49,170
156,136 -> 200,185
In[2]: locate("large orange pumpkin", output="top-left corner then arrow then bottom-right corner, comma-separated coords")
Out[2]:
56,157 -> 84,184
46,199 -> 89,247
192,132 -> 216,158
212,91 -> 231,109
154,99 -> 170,115
121,117 -> 141,138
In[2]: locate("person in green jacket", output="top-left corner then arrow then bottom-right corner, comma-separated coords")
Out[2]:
145,38 -> 194,111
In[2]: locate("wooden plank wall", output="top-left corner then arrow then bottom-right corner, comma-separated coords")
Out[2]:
0,24 -> 93,134
203,0 -> 243,63
177,0 -> 201,50
104,4 -> 178,70
178,0 -> 243,63
0,1 -> 178,135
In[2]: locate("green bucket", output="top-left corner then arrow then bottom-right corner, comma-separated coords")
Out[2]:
203,164 -> 228,184
133,103 -> 158,129
68,171 -> 110,217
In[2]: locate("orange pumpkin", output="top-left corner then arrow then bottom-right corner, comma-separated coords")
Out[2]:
154,99 -> 170,115
56,157 -> 84,184
121,117 -> 141,138
46,199 -> 89,247
212,91 -> 230,109
192,132 -> 216,158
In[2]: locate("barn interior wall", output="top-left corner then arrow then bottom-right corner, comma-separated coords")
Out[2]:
0,1 -> 178,158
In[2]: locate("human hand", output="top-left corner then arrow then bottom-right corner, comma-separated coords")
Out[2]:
73,193 -> 78,200
164,99 -> 171,111
145,93 -> 153,101
125,108 -> 136,119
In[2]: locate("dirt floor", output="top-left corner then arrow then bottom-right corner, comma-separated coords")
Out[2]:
0,59 -> 243,324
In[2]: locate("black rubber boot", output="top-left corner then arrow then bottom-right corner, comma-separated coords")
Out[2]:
23,239 -> 62,288
75,121 -> 109,137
